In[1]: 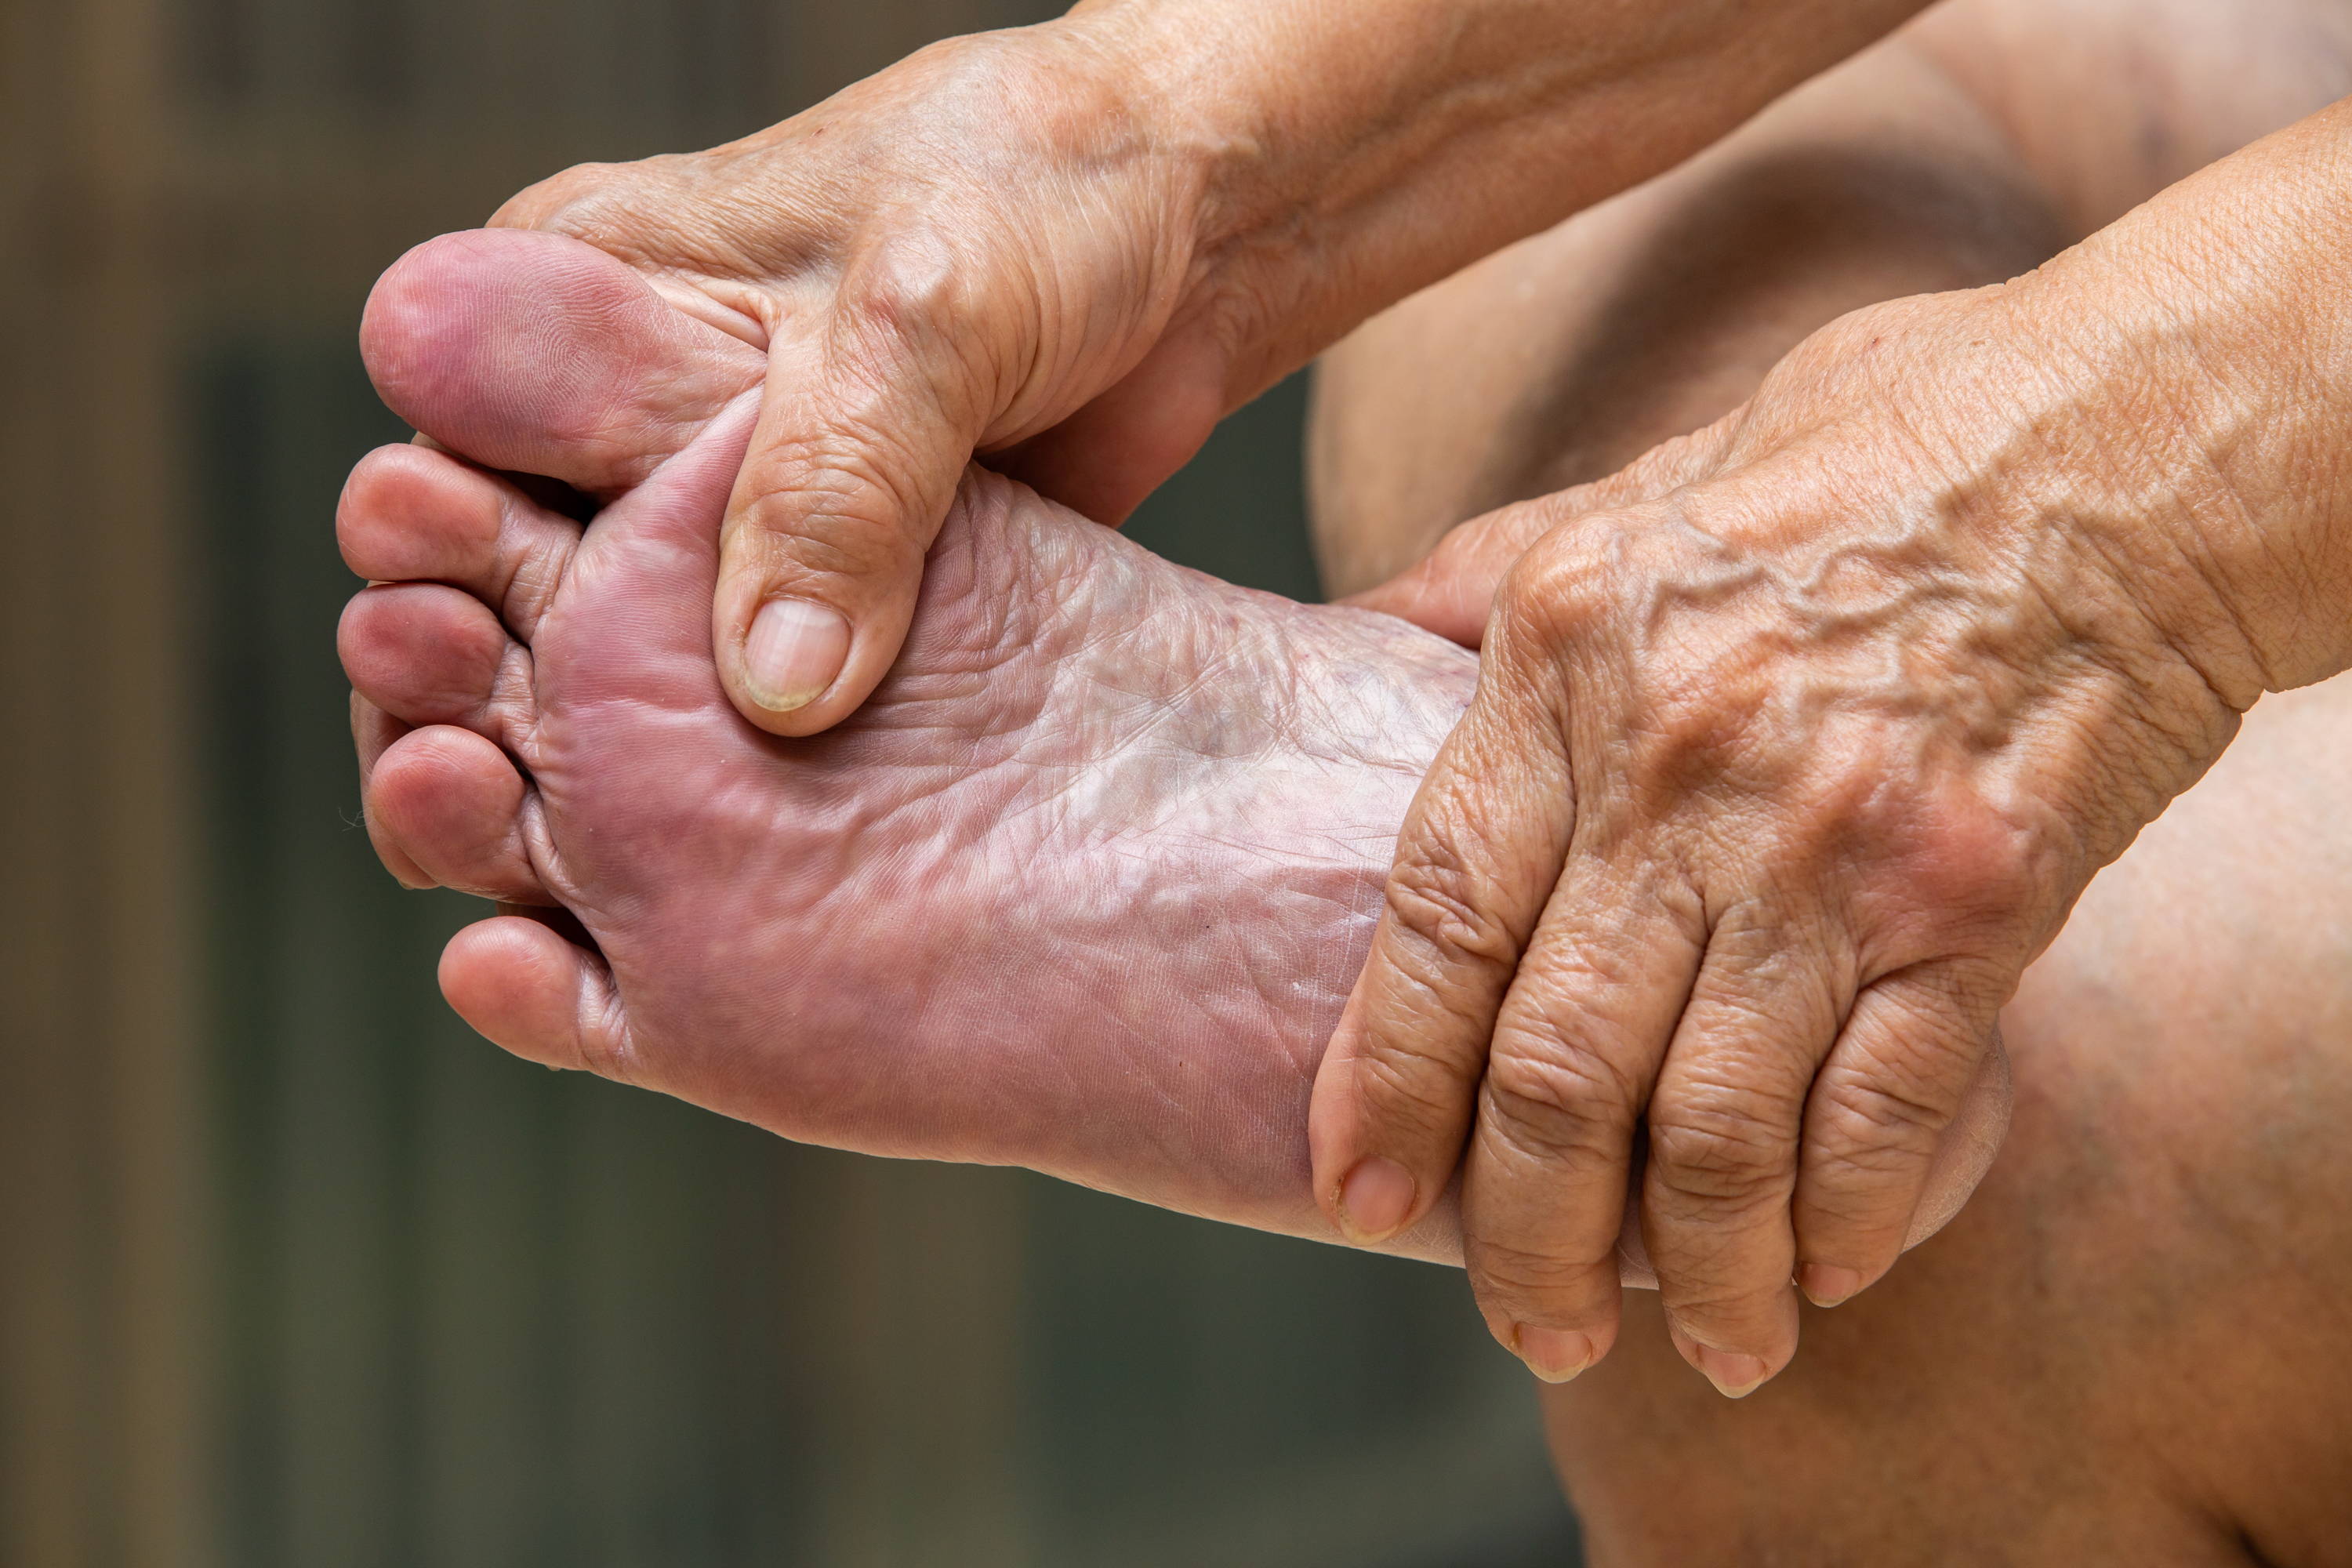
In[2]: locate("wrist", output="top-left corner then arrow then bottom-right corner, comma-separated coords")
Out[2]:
2001,104 -> 2352,700
1065,0 -> 1936,383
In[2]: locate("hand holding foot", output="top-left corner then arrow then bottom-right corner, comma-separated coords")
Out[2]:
345,228 -> 1486,1247
1312,103 -> 2352,1395
344,228 -> 2009,1290
485,0 -> 1936,739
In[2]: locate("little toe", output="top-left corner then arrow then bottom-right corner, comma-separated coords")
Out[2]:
339,581 -> 533,747
368,726 -> 550,904
361,228 -> 764,498
441,915 -> 635,1081
339,444 -> 579,643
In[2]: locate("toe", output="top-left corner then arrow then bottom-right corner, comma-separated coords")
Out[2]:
361,228 -> 764,497
368,726 -> 550,903
441,915 -> 635,1080
352,692 -> 434,888
339,445 -> 579,643
339,582 -> 534,749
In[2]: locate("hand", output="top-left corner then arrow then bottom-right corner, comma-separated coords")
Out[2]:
1308,278 -> 2263,1395
430,0 -> 1936,739
474,23 -> 1233,736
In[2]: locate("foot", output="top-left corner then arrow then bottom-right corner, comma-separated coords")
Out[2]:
343,229 -> 1479,1252
343,229 -> 2005,1268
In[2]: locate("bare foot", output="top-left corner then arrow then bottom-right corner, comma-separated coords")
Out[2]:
343,229 -> 1478,1254
342,229 -> 2005,1269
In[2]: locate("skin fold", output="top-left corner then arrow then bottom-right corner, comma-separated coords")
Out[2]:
339,227 -> 2009,1270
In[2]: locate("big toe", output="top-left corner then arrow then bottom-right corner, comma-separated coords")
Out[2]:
361,228 -> 764,497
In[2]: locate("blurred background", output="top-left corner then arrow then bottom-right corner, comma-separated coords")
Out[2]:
0,0 -> 1583,1563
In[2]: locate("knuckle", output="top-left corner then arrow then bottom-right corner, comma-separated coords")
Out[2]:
1648,1099 -> 1796,1208
1808,1065 -> 1958,1170
1493,523 -> 1625,651
1349,1043 -> 1475,1139
843,231 -> 983,352
1382,844 -> 1520,977
1479,1035 -> 1639,1167
746,424 -> 938,578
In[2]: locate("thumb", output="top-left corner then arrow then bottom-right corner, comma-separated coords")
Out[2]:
715,342 -> 982,736
1341,504 -> 1556,646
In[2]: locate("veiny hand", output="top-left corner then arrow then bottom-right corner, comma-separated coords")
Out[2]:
1308,276 -> 2271,1396
476,22 -> 1234,736
430,0 -> 1935,739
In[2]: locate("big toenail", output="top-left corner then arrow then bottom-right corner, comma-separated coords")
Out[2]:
744,597 -> 850,712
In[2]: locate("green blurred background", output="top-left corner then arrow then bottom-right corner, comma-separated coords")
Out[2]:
1,0 -> 1581,1562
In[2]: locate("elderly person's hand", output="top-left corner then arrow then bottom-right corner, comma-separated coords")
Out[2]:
1309,104 -> 2352,1395
461,0 -> 1935,738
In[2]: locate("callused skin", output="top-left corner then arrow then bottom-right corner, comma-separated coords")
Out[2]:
489,0 -> 1936,740
342,231 -> 2016,1267
1312,101 -> 2352,1395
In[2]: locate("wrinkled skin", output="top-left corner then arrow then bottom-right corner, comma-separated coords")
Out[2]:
1310,79 -> 2352,1394
340,228 -> 2010,1264
490,0 -> 1931,739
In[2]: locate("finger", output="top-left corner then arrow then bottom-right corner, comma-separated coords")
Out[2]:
338,582 -> 534,753
1308,653 -> 1576,1253
1904,1025 -> 2013,1246
366,726 -> 550,905
1459,872 -> 1710,1384
361,229 -> 764,496
712,335 -> 984,738
1640,922 -> 1842,1398
352,691 -> 430,889
1345,419 -> 1740,644
338,444 -> 581,644
440,915 -> 635,1081
1791,959 -> 2006,1309
989,328 -> 1227,526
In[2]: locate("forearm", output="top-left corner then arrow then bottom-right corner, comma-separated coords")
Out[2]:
1065,0 -> 1933,384
2003,98 -> 2352,702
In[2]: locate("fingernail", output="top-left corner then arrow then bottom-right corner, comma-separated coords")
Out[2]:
742,597 -> 850,713
1690,1345 -> 1770,1399
1334,1156 -> 1416,1242
1514,1325 -> 1596,1385
1798,1264 -> 1864,1309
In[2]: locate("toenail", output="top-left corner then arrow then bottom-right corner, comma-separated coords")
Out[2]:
743,597 -> 850,712
1514,1325 -> 1596,1384
1334,1155 -> 1415,1242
